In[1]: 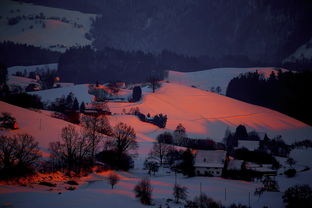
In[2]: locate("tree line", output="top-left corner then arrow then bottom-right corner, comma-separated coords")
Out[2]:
226,70 -> 312,125
57,46 -> 204,84
0,41 -> 60,67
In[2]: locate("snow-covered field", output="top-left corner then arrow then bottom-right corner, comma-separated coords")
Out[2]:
167,67 -> 287,93
30,84 -> 94,104
7,63 -> 58,76
1,73 -> 312,207
109,83 -> 312,144
0,0 -> 97,52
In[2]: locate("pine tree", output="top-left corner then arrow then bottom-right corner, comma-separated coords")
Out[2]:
73,98 -> 79,111
80,102 -> 86,113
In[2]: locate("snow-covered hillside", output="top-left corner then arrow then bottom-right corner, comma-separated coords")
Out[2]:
167,67 -> 287,93
29,84 -> 94,104
0,101 -> 81,155
284,37 -> 312,63
7,63 -> 58,76
1,82 -> 312,208
0,0 -> 97,52
109,83 -> 312,144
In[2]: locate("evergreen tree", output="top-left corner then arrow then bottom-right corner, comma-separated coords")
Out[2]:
180,148 -> 195,177
0,64 -> 8,85
132,86 -> 142,102
80,101 -> 86,113
73,98 -> 79,111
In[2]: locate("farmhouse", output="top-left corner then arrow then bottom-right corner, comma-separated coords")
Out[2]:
194,150 -> 226,177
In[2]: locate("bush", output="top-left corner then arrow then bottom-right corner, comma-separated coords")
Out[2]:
144,160 -> 159,175
96,150 -> 134,171
191,194 -> 223,208
66,180 -> 79,185
107,172 -> 119,189
134,178 -> 152,205
284,169 -> 296,178
39,181 -> 56,187
228,204 -> 248,208
2,93 -> 43,109
282,185 -> 312,208
65,186 -> 76,191
0,112 -> 17,129
131,86 -> 142,102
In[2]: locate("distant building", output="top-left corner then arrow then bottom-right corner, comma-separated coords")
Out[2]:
237,140 -> 260,151
245,162 -> 277,176
194,150 -> 226,177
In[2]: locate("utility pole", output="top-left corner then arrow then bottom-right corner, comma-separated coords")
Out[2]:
225,187 -> 227,201
174,171 -> 177,185
248,192 -> 251,208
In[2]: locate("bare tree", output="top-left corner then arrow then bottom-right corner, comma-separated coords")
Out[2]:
144,159 -> 159,175
0,134 -> 41,179
286,157 -> 296,168
49,125 -> 92,176
108,172 -> 120,189
134,178 -> 153,205
173,184 -> 188,203
81,114 -> 112,160
61,125 -> 80,176
113,122 -> 138,156
149,133 -> 174,166
147,76 -> 161,93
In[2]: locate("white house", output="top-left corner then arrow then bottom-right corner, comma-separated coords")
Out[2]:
194,150 -> 226,177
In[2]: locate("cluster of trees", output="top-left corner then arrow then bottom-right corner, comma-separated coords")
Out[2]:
49,92 -> 80,124
49,120 -> 136,176
0,64 -> 44,109
144,131 -> 195,177
291,139 -> 312,149
226,70 -> 312,125
0,112 -> 18,129
96,122 -> 137,171
223,124 -> 290,157
0,134 -> 41,180
0,41 -> 60,67
155,123 -> 223,150
137,112 -> 168,128
129,86 -> 142,102
58,46 -> 204,84
1,91 -> 43,109
132,178 -> 311,207
234,149 -> 280,169
259,134 -> 291,157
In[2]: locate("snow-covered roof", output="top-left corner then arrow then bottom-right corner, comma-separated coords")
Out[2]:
194,150 -> 226,168
237,140 -> 259,151
227,159 -> 244,170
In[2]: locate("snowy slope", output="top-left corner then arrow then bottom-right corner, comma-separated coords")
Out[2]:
167,67 -> 287,93
109,83 -> 312,144
1,83 -> 312,208
0,101 -> 81,155
7,75 -> 38,88
29,84 -> 94,104
0,0 -> 97,52
284,37 -> 312,63
7,63 -> 58,76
